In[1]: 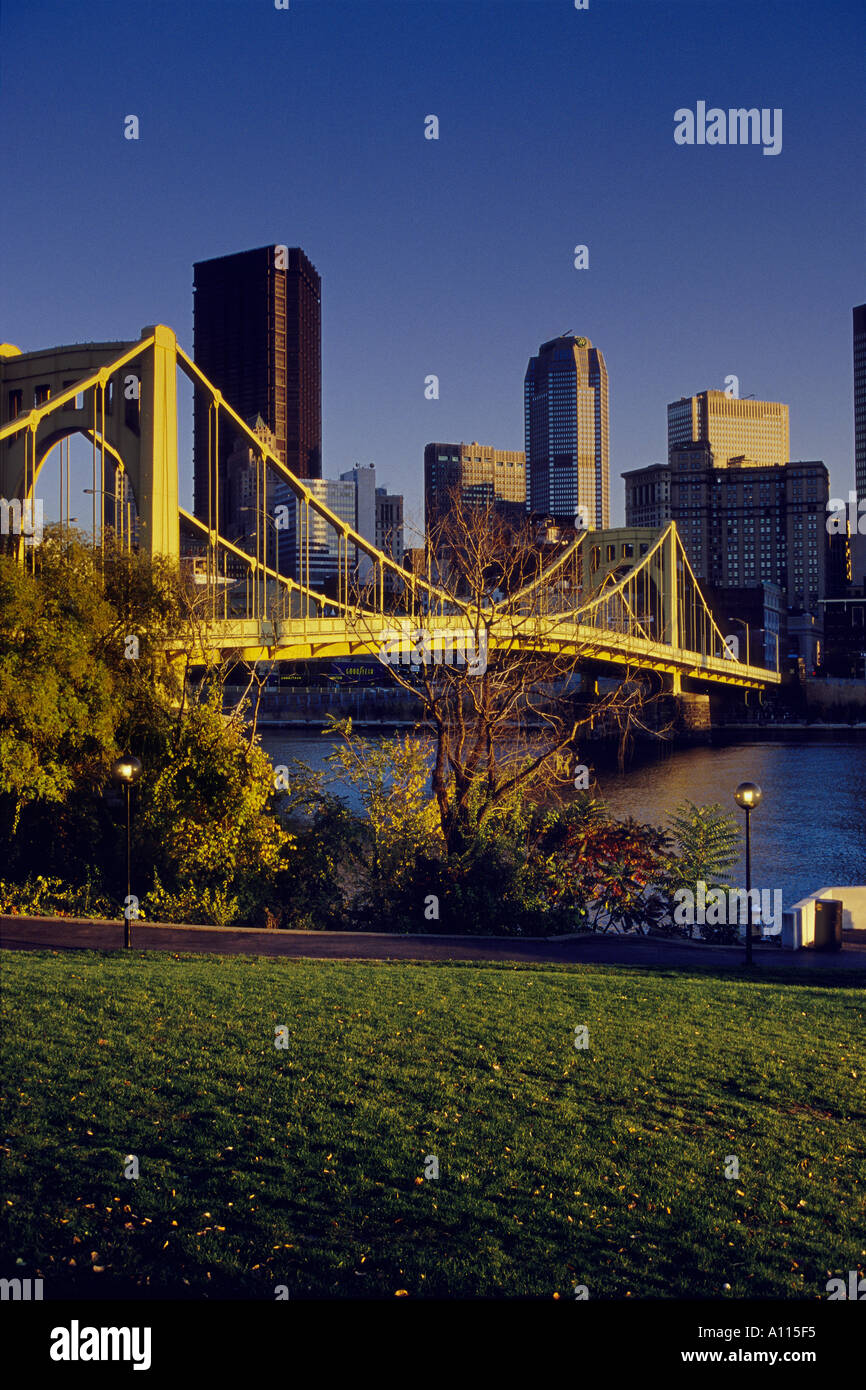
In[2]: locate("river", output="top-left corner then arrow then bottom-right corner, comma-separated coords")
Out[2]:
259,731 -> 866,911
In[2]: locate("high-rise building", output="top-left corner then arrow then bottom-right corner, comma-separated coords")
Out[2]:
278,465 -> 399,595
667,390 -> 789,470
524,335 -> 609,527
112,465 -> 140,548
224,413 -> 281,549
280,478 -> 357,594
340,464 -> 377,584
855,305 -> 866,501
193,244 -> 322,529
820,585 -> 866,679
850,305 -> 866,586
623,450 -> 830,614
618,462 -> 671,528
702,581 -> 784,672
424,441 -> 526,533
376,486 -> 404,592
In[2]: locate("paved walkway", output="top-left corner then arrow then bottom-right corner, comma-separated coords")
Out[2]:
2,914 -> 864,972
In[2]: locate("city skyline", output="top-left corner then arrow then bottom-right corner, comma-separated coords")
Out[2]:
1,0 -> 862,536
2,1 -> 865,1329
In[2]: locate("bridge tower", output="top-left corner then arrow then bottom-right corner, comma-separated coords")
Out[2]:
0,327 -> 179,560
138,326 -> 179,559
662,521 -> 682,694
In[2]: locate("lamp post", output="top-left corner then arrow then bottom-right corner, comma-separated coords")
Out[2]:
84,486 -> 133,547
734,782 -> 762,966
240,506 -> 282,620
240,507 -> 281,566
727,615 -> 751,667
111,755 -> 142,948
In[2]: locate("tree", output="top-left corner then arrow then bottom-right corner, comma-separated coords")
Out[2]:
0,531 -> 292,919
138,691 -> 292,924
541,808 -> 672,934
350,491 -> 665,861
0,532 -> 118,840
325,719 -> 442,917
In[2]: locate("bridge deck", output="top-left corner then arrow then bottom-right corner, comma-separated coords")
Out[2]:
168,615 -> 780,689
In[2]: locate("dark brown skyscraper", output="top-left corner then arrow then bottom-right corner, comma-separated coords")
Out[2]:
854,304 -> 866,501
193,244 -> 322,526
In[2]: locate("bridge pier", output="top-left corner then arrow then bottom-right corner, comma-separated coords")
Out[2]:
667,690 -> 711,734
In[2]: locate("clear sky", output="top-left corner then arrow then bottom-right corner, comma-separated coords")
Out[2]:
1,0 -> 864,538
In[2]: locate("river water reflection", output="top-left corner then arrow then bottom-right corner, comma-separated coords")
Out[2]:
260,731 -> 866,911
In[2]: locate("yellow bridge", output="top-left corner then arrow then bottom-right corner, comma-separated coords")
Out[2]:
0,326 -> 779,693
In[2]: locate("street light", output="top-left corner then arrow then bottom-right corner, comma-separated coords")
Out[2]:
734,782 -> 763,966
239,506 -> 282,617
239,507 -> 280,560
84,486 -> 133,546
727,615 -> 751,667
111,755 -> 142,948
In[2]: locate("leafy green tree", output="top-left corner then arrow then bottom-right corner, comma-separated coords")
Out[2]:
659,800 -> 742,940
0,533 -> 292,921
322,720 -> 443,925
137,692 -> 292,924
0,533 -> 117,839
419,775 -> 557,935
277,782 -> 364,929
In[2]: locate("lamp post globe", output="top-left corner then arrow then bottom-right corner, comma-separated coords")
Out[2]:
734,782 -> 762,811
111,755 -> 142,787
112,756 -> 142,947
734,782 -> 763,965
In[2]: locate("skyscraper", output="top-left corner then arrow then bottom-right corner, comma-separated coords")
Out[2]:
193,244 -> 322,528
667,390 -> 789,469
851,304 -> 866,587
524,335 -> 609,527
854,305 -> 866,501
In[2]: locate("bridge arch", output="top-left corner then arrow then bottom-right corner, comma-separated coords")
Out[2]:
34,426 -> 138,542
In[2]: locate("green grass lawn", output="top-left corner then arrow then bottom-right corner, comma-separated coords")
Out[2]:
1,950 -> 863,1299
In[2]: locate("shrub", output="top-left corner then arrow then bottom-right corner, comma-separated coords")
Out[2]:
663,801 -> 742,939
0,873 -> 116,920
541,812 -> 672,934
141,872 -> 240,927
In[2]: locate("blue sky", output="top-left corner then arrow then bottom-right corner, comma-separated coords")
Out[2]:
1,0 -> 864,538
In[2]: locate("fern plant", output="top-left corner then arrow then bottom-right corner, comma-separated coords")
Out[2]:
666,800 -> 741,897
